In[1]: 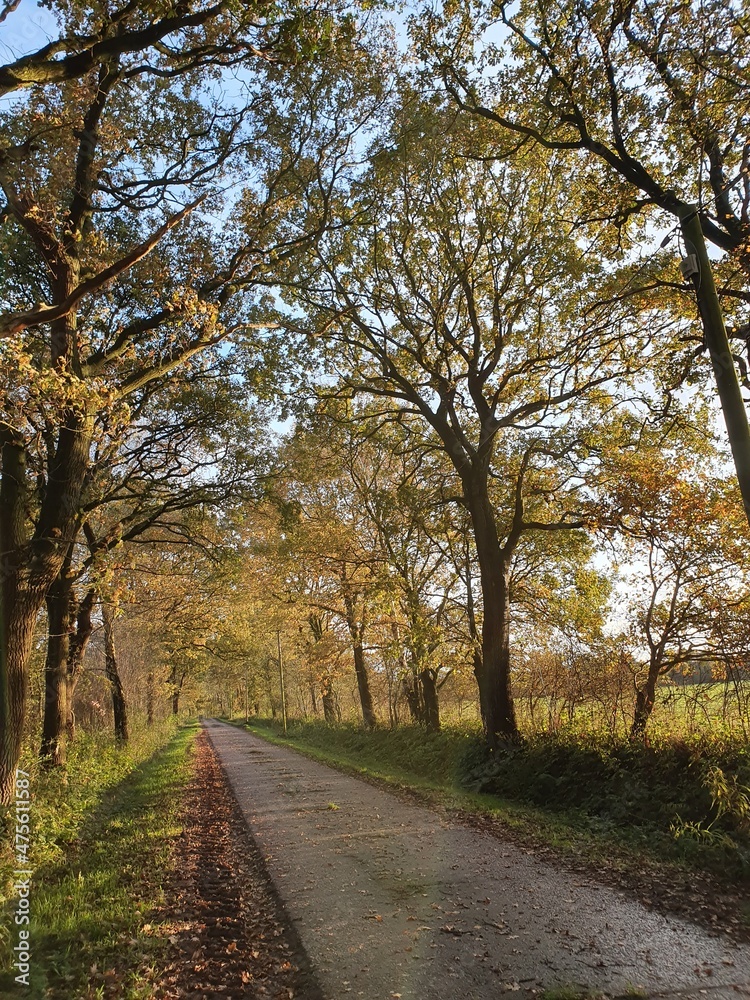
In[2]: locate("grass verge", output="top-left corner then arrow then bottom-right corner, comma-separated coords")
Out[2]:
0,720 -> 199,999
231,717 -> 750,890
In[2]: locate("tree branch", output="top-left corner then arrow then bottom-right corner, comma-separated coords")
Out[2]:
0,196 -> 205,338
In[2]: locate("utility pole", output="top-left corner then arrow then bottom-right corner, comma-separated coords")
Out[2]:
277,629 -> 287,735
679,206 -> 750,527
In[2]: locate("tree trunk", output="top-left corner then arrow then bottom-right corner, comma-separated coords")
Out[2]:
343,591 -> 376,729
0,408 -> 93,804
352,642 -> 376,729
40,557 -> 74,767
0,440 -> 37,803
0,599 -> 37,803
64,586 -> 95,740
465,484 -> 518,744
420,668 -> 440,734
389,623 -> 417,722
321,671 -> 338,723
322,690 -> 336,722
170,664 -> 185,716
102,603 -> 128,745
403,674 -> 423,723
146,669 -> 154,726
631,660 -> 660,739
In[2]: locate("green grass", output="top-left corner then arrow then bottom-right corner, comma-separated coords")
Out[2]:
233,716 -> 750,886
539,988 -> 603,1000
0,720 -> 199,999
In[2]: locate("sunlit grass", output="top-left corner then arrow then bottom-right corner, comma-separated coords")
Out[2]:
0,720 -> 198,998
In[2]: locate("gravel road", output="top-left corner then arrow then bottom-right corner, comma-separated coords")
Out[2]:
204,719 -> 750,1000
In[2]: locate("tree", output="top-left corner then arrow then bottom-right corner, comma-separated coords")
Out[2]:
117,525 -> 237,719
38,362 -> 270,766
101,601 -> 128,745
197,527 -> 308,723
421,0 -> 750,522
322,408 -> 461,732
264,431 -> 387,728
0,0 -> 385,801
597,441 -> 750,736
285,98 -> 655,741
423,0 -> 750,266
0,0 -> 317,99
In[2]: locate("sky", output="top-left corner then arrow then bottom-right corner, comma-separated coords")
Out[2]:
0,0 -> 56,62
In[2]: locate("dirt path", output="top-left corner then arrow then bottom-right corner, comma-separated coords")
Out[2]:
204,719 -> 750,1000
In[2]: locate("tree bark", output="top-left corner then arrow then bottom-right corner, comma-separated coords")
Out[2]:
420,668 -> 440,733
465,483 -> 518,744
404,674 -> 423,724
321,671 -> 339,723
170,663 -> 185,716
40,569 -> 96,759
679,208 -> 750,528
102,603 -> 128,744
0,408 -> 93,804
146,669 -> 154,726
0,596 -> 37,804
0,440 -> 36,803
352,641 -> 376,729
64,586 -> 95,739
40,555 -> 74,767
630,660 -> 660,739
343,590 -> 376,729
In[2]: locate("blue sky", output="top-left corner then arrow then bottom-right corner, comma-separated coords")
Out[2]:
0,0 -> 57,62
